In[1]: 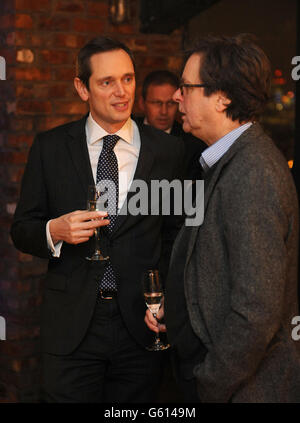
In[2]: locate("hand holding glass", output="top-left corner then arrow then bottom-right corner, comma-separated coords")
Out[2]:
142,269 -> 170,351
85,184 -> 109,261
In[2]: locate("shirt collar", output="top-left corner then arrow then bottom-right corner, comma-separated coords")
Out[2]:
201,122 -> 253,170
86,113 -> 134,145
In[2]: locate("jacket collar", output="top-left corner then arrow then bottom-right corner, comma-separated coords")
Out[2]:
66,115 -> 94,199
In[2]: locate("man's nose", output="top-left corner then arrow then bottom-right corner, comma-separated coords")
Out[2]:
160,103 -> 168,114
173,87 -> 182,103
114,82 -> 125,96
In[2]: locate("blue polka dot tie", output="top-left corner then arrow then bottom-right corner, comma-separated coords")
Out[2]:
96,134 -> 119,291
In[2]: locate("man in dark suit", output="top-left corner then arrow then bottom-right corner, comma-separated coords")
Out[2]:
146,34 -> 300,402
136,70 -> 206,180
11,37 -> 184,402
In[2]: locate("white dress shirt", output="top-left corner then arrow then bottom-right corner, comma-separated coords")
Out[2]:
47,114 -> 141,257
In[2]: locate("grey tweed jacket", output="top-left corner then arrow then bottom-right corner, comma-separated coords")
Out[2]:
175,123 -> 300,402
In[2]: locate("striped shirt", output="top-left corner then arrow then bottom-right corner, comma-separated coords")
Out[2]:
200,122 -> 253,171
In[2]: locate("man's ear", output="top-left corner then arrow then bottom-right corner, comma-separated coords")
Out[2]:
74,77 -> 89,102
138,95 -> 145,113
215,92 -> 231,112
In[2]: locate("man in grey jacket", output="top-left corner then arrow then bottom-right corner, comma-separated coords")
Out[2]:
145,34 -> 300,402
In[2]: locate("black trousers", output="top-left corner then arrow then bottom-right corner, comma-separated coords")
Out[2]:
42,297 -> 164,403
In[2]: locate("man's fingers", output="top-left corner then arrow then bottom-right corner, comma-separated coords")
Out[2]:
144,309 -> 159,333
66,216 -> 110,231
157,323 -> 167,333
50,210 -> 110,245
145,319 -> 159,333
156,306 -> 164,320
70,210 -> 108,221
82,218 -> 110,229
72,237 -> 91,244
66,224 -> 110,243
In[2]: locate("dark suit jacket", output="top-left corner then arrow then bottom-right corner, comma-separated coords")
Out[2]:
133,117 -> 206,180
166,123 -> 300,402
11,116 -> 184,355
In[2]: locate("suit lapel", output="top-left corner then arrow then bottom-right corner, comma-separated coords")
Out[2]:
184,123 -> 262,267
111,124 -> 155,236
66,116 -> 94,199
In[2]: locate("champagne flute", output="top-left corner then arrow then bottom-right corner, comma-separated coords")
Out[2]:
142,269 -> 170,351
85,184 -> 109,261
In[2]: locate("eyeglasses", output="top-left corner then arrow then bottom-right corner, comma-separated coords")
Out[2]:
179,83 -> 208,96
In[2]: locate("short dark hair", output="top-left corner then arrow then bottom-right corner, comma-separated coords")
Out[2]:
142,70 -> 179,99
76,36 -> 135,89
185,34 -> 271,122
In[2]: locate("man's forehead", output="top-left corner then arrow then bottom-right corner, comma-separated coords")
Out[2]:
148,82 -> 176,90
89,49 -> 134,75
182,53 -> 202,82
147,83 -> 177,97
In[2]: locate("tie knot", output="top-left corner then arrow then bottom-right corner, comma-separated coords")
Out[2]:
103,135 -> 120,152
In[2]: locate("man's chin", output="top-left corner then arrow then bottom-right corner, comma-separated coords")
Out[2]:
110,111 -> 132,125
154,122 -> 171,132
182,122 -> 191,133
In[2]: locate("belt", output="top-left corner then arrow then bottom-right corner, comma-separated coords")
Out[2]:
99,289 -> 117,300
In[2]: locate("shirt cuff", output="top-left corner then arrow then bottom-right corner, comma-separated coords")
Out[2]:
46,220 -> 63,257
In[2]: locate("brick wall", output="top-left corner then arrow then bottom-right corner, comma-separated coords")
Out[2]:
0,0 -> 184,402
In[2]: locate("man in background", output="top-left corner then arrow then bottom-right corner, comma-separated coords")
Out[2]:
138,70 -> 179,134
137,70 -> 206,179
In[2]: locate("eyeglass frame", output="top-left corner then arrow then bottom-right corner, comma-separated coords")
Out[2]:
179,83 -> 208,96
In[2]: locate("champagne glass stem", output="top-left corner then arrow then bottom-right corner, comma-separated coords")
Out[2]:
153,313 -> 161,344
94,227 -> 101,254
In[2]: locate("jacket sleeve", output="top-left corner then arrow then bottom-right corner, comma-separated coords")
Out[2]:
10,135 -> 52,259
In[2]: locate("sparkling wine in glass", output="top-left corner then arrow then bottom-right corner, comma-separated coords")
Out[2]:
143,269 -> 170,351
85,184 -> 109,261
